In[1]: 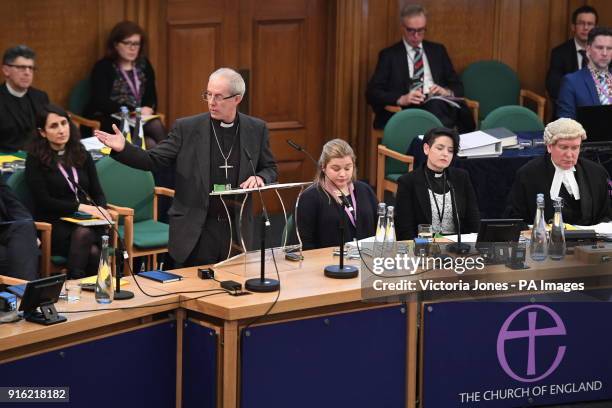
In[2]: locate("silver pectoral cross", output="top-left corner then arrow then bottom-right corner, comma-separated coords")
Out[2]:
220,159 -> 234,179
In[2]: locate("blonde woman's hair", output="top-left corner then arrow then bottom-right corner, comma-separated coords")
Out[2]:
314,138 -> 357,186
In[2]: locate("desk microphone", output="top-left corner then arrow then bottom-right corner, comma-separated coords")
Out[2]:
243,147 -> 279,292
65,171 -> 134,299
446,178 -> 471,254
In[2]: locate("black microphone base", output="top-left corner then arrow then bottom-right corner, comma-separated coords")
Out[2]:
324,264 -> 358,279
245,277 -> 280,292
113,289 -> 135,300
447,242 -> 471,255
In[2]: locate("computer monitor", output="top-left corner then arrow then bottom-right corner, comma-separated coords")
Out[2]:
476,219 -> 523,245
19,274 -> 67,325
576,105 -> 612,145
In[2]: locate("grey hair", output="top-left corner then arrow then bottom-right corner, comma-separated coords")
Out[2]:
400,3 -> 426,20
209,68 -> 246,97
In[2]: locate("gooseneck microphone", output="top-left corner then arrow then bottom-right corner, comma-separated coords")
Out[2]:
65,172 -> 134,300
286,139 -> 358,279
243,147 -> 280,292
446,178 -> 471,254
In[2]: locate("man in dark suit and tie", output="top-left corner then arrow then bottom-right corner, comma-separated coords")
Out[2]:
0,45 -> 49,152
366,4 -> 473,131
557,27 -> 612,119
545,6 -> 598,117
0,178 -> 39,280
95,68 -> 278,267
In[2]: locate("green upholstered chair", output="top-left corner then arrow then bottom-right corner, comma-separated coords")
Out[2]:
481,105 -> 544,133
67,78 -> 101,132
376,109 -> 443,200
95,156 -> 174,272
461,60 -> 546,125
7,169 -> 65,277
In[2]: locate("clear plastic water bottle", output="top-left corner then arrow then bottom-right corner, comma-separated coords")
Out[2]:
133,107 -> 146,149
119,106 -> 131,141
530,193 -> 548,261
549,197 -> 566,260
375,203 -> 387,242
385,206 -> 397,244
95,235 -> 113,304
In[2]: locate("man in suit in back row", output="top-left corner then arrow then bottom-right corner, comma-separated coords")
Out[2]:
0,45 -> 49,152
95,68 -> 278,267
366,4 -> 474,132
556,26 -> 612,119
546,5 -> 599,117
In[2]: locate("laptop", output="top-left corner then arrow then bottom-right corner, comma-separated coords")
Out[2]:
576,105 -> 612,146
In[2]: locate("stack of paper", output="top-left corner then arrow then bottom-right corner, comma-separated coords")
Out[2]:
458,131 -> 503,158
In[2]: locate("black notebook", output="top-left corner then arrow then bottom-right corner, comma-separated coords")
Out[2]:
138,270 -> 183,283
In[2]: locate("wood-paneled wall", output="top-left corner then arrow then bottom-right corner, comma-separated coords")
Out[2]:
1,0 -> 611,180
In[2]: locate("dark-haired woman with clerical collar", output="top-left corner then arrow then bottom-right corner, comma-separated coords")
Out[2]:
26,104 -> 110,278
296,139 -> 378,250
395,127 -> 480,240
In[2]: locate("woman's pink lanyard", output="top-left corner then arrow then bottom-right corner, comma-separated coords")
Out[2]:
57,163 -> 80,203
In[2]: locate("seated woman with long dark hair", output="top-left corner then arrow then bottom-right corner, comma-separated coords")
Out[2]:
395,127 -> 480,240
26,104 -> 111,278
86,20 -> 165,149
296,139 -> 378,250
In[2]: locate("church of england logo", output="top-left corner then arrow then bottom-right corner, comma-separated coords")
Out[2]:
497,305 -> 567,382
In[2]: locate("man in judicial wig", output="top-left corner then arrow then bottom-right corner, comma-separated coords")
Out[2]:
507,118 -> 611,225
0,45 -> 49,152
95,68 -> 278,267
394,127 -> 480,240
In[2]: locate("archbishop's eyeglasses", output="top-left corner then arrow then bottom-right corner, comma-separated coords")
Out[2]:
5,64 -> 36,72
202,91 -> 239,103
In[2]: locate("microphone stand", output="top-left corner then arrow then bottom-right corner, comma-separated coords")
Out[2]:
67,174 -> 134,300
243,148 -> 280,292
445,179 -> 470,254
287,139 -> 358,279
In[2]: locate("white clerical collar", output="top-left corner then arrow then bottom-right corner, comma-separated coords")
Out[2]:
550,158 -> 580,201
220,120 -> 234,128
5,82 -> 27,98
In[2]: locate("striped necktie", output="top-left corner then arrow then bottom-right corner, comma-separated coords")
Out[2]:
598,73 -> 611,105
410,47 -> 424,91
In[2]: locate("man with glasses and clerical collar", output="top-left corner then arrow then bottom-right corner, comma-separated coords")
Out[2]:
546,5 -> 600,117
557,26 -> 612,119
95,68 -> 278,267
0,45 -> 49,152
366,4 -> 474,132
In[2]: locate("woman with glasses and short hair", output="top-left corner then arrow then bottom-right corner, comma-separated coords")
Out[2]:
86,21 -> 165,148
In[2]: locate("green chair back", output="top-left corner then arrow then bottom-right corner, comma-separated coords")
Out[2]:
481,105 -> 544,133
382,109 -> 442,178
461,60 -> 521,122
6,169 -> 34,213
95,156 -> 154,223
68,78 -> 91,116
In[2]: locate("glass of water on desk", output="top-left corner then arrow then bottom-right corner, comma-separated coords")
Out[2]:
418,224 -> 433,241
